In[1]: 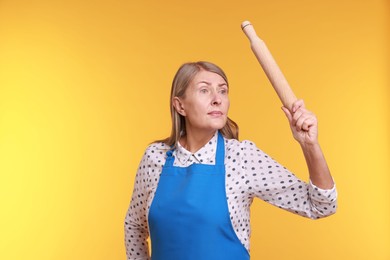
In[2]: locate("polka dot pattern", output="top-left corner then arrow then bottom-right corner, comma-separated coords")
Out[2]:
124,132 -> 337,259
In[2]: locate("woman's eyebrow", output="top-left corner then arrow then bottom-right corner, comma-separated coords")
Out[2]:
196,81 -> 227,86
197,80 -> 211,85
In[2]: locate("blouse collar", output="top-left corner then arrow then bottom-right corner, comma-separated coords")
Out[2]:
175,131 -> 218,165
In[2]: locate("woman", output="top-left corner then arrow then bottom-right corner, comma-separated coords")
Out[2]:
124,61 -> 337,260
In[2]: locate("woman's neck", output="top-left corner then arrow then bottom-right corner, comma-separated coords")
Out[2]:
180,129 -> 217,153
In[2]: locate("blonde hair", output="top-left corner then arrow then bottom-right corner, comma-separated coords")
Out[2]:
156,61 -> 239,147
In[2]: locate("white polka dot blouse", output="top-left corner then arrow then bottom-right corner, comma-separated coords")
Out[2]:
125,131 -> 337,259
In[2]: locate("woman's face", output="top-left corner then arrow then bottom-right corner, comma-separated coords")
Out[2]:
174,70 -> 230,134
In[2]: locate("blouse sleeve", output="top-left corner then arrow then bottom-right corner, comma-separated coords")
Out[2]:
242,140 -> 337,219
124,148 -> 151,260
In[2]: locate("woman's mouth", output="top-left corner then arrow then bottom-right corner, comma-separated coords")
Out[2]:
208,111 -> 223,116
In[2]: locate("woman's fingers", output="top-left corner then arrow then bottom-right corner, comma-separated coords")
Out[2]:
300,116 -> 316,131
292,108 -> 317,132
283,99 -> 319,144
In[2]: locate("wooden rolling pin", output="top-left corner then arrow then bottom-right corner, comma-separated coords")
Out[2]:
241,21 -> 297,111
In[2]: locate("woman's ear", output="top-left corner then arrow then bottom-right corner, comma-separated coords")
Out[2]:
173,97 -> 186,116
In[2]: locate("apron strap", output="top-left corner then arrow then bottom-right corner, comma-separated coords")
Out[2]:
165,148 -> 175,167
215,131 -> 225,166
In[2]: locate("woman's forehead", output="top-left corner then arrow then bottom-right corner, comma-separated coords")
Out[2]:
192,70 -> 227,85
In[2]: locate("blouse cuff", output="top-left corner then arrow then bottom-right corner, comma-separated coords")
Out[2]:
309,179 -> 337,202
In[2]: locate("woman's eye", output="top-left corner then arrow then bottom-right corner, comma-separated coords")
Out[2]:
220,89 -> 228,94
200,88 -> 208,93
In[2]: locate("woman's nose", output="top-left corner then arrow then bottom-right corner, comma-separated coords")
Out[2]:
211,92 -> 222,105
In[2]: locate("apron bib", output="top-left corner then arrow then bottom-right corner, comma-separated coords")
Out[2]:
148,132 -> 250,260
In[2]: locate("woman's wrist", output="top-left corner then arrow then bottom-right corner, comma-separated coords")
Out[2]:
299,140 -> 320,151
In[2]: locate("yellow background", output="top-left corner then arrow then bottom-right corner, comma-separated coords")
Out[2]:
0,0 -> 389,259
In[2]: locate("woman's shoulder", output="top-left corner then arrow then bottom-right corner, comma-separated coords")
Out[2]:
224,137 -> 278,169
141,142 -> 170,163
225,137 -> 261,152
144,141 -> 171,156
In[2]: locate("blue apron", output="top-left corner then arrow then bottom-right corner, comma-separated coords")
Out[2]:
148,132 -> 250,260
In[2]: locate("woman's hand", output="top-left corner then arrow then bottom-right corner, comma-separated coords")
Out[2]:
282,99 -> 335,189
281,99 -> 318,146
